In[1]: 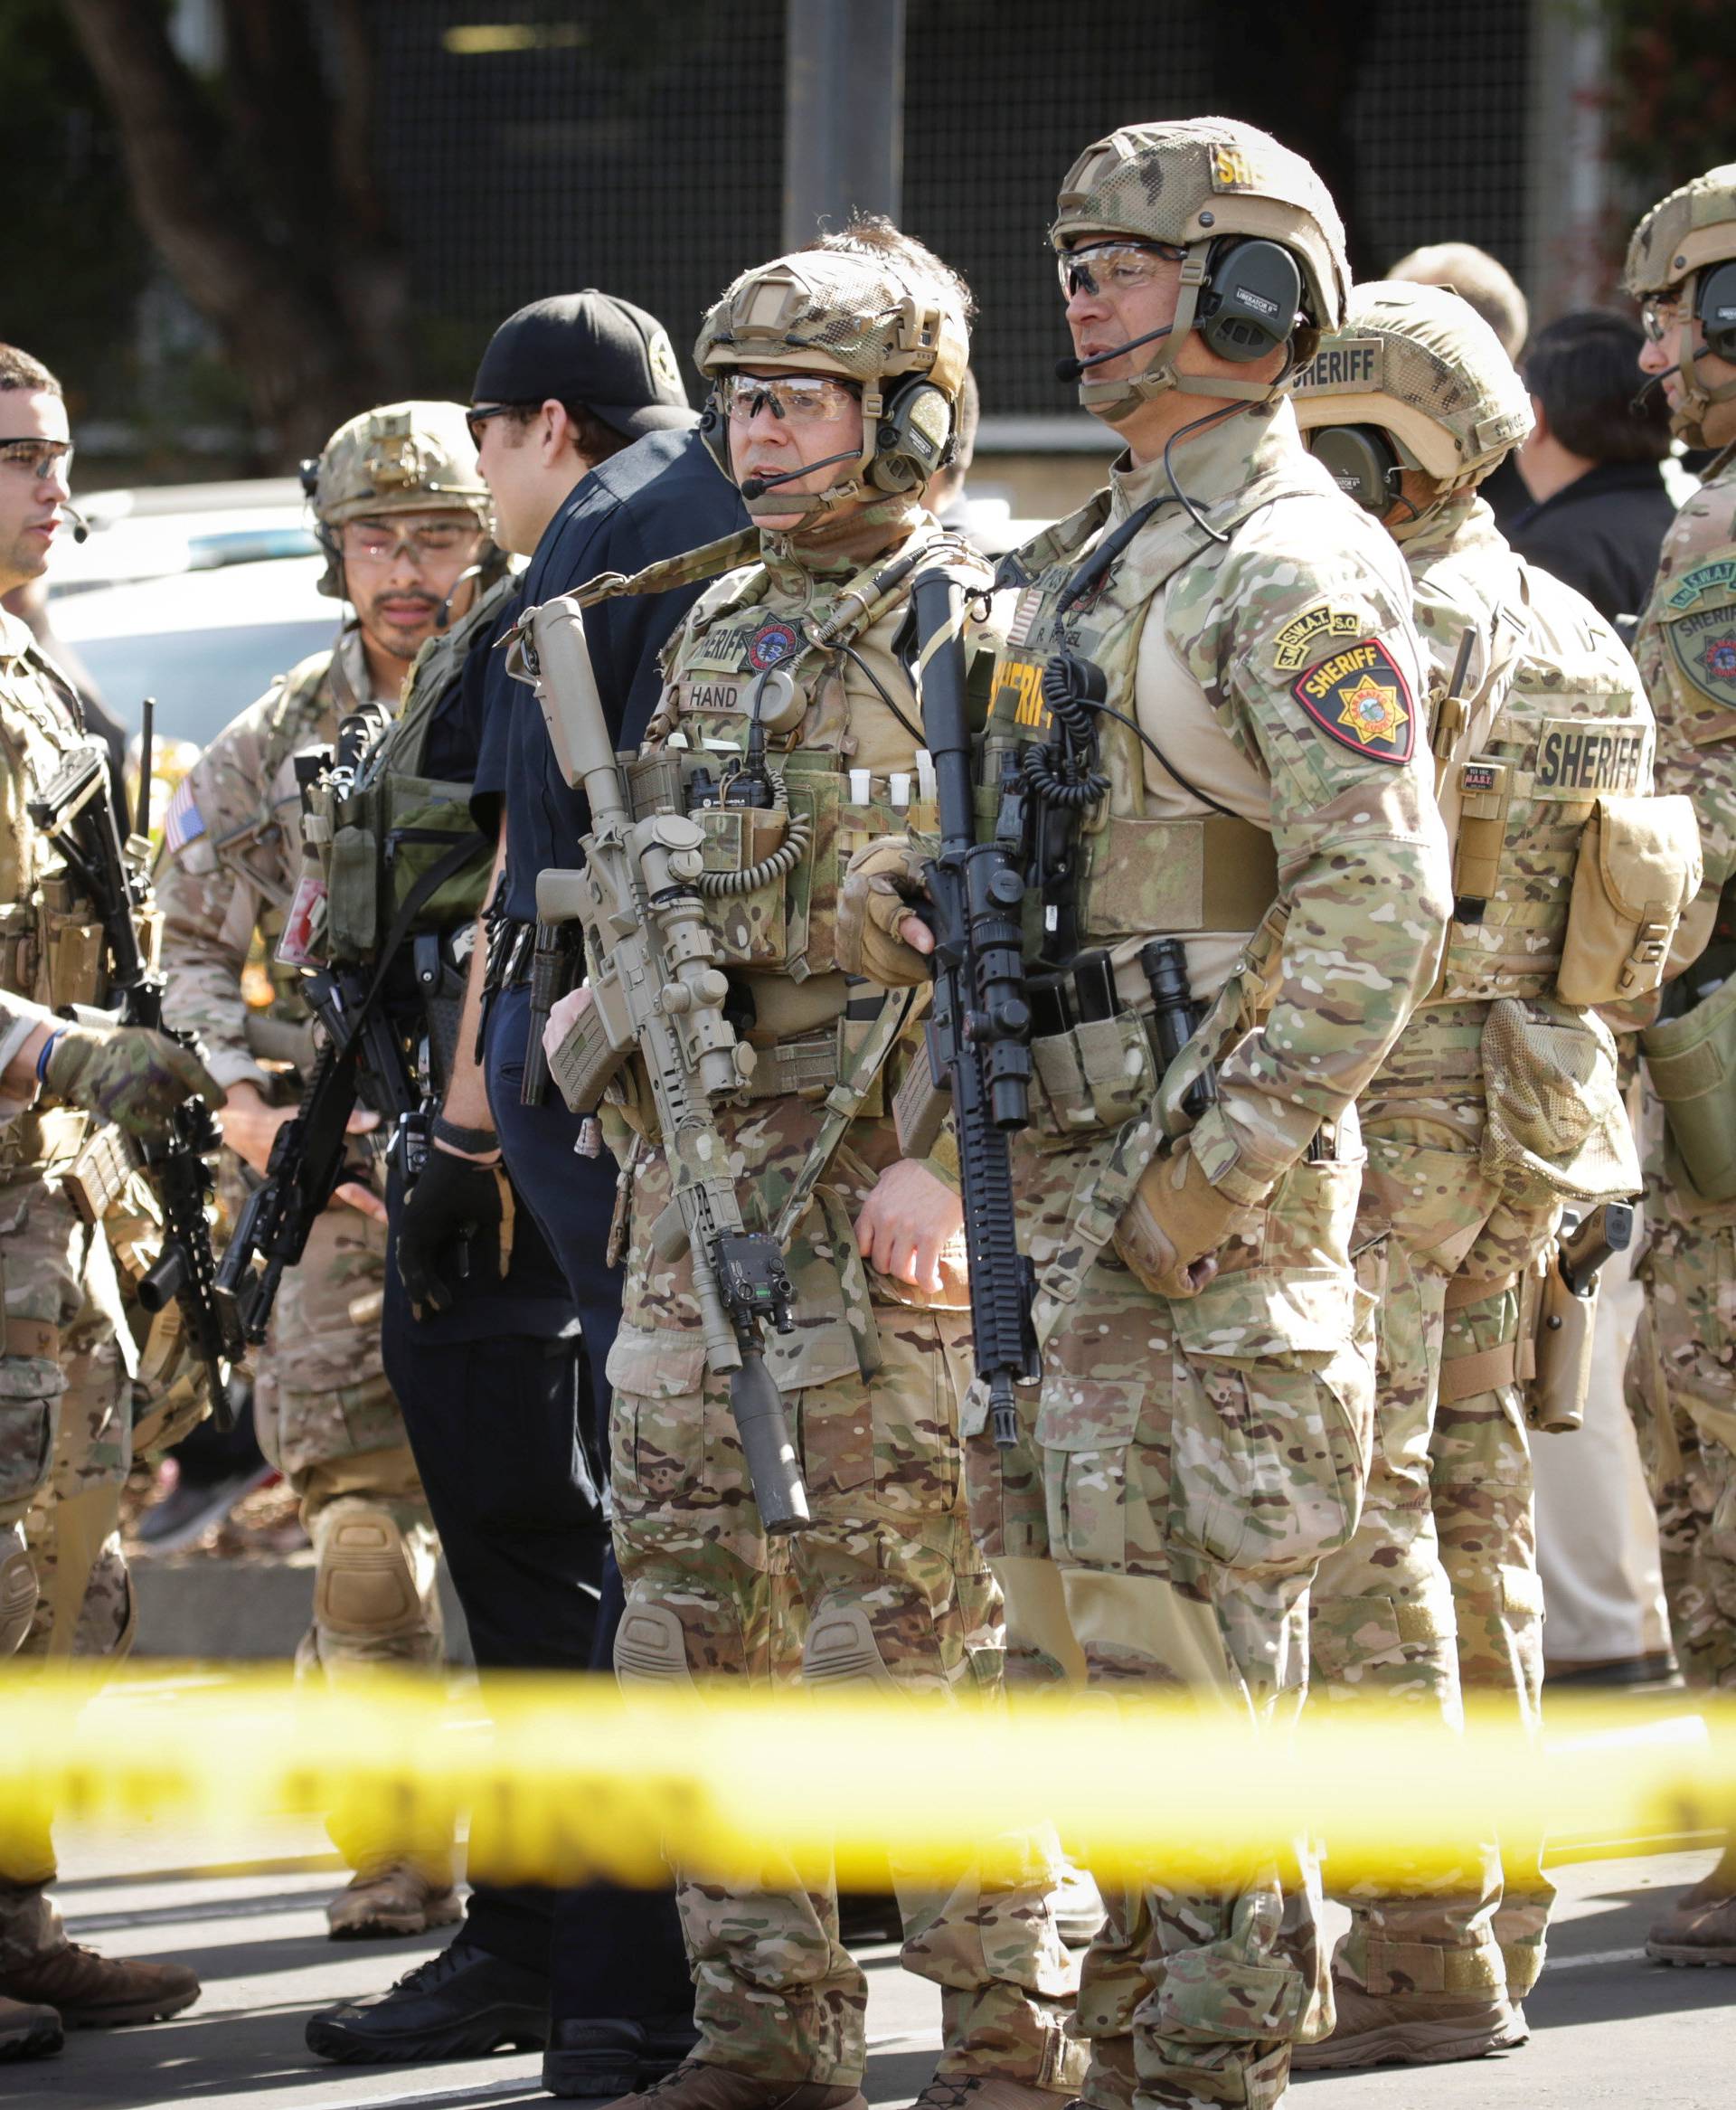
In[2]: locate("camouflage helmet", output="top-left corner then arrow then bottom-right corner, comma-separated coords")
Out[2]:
1050,117 -> 1350,421
305,401 -> 493,600
1624,165 -> 1736,446
694,234 -> 970,523
1291,279 -> 1533,516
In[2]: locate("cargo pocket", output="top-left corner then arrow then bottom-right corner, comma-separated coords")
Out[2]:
1166,1269 -> 1369,1576
782,1319 -> 873,1504
1556,793 -> 1700,1005
605,1324 -> 710,1510
0,1357 -> 66,1524
1035,1377 -> 1144,1573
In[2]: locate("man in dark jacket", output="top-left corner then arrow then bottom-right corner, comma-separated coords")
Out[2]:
1511,309 -> 1678,629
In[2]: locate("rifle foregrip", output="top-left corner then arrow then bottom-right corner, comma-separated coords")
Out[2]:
729,1348 -> 810,1535
548,998 -> 624,1115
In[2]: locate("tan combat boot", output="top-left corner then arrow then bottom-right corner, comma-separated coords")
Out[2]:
1646,1849 -> 1736,1965
908,2078 -> 1077,2110
602,2060 -> 867,2110
327,1859 -> 465,1939
1290,1984 -> 1527,2070
0,1993 -> 62,2060
0,1944 -> 199,2028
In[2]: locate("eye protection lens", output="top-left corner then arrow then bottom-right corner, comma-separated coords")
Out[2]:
720,375 -> 861,424
1057,241 -> 1186,300
341,521 -> 474,563
0,439 -> 74,481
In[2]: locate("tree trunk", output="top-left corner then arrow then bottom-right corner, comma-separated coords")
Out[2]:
62,0 -> 388,464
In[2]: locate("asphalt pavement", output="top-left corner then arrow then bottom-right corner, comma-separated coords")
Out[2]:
14,1812 -> 1734,2110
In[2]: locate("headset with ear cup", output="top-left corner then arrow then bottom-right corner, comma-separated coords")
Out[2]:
697,372 -> 957,498
1698,259 -> 1736,362
867,374 -> 956,492
1306,423 -> 1403,516
1195,238 -> 1305,363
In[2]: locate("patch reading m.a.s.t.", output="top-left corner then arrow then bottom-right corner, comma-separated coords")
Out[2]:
1290,637 -> 1414,762
1531,718 -> 1652,798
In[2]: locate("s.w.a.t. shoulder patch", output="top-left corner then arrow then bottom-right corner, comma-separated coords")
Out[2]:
1289,637 -> 1414,763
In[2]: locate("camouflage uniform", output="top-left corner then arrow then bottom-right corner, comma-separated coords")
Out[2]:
944,125 -> 1453,2110
1623,464 -> 1736,1694
600,241 -> 1081,2099
154,621 -> 442,1694
0,610 -> 137,1966
1290,283 -> 1665,2024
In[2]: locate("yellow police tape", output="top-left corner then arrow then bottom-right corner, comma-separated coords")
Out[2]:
3,1667 -> 1731,1888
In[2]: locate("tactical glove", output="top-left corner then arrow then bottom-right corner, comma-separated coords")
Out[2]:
1113,1140 -> 1257,1301
837,837 -> 934,987
395,1145 -> 514,1317
42,1022 -> 222,1140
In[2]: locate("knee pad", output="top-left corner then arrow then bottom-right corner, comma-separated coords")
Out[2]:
0,1526 -> 37,1656
802,1602 -> 898,1691
613,1600 -> 696,1689
313,1502 -> 424,1644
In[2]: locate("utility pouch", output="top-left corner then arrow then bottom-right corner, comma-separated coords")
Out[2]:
1029,1010 -> 1158,1137
1452,759 -> 1513,907
1641,970 -> 1736,1201
326,818 -> 379,962
61,1125 -> 137,1228
1528,1253 -> 1596,1433
892,1050 -> 949,1158
1556,793 -> 1701,1005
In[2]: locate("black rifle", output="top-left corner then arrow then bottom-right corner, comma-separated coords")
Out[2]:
214,963 -> 419,1345
909,569 -> 1039,1446
27,704 -> 244,1427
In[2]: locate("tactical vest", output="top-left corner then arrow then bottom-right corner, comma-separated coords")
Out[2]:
299,574 -> 509,969
0,628 -> 108,1015
629,525 -> 988,987
984,473 -> 1316,965
1429,557 -> 1672,1006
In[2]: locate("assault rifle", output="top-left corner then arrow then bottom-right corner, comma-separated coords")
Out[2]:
905,568 -> 1039,1447
214,964 -> 418,1344
506,595 -> 810,1535
27,705 -> 244,1427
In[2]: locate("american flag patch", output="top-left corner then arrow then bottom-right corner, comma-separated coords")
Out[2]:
163,777 -> 205,852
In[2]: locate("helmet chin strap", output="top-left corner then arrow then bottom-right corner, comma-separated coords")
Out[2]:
1075,246 -> 1285,422
1672,276 -> 1736,446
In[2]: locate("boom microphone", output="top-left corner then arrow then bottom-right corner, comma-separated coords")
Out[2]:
741,447 -> 861,500
1056,323 -> 1175,383
61,501 -> 90,545
1632,368 -> 1677,412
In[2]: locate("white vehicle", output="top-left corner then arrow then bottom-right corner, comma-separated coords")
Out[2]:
46,478 -> 336,748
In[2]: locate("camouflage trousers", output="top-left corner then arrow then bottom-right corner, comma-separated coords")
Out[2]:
0,1165 -> 135,1966
1307,1025 -> 1556,2001
1625,1199 -> 1736,1690
608,1302 -> 1082,2090
255,1202 -> 446,1877
965,1136 -> 1374,2110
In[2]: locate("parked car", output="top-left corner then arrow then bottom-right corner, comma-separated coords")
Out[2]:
47,478 -> 336,745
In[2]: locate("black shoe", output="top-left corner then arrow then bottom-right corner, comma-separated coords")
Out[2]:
305,1942 -> 550,2064
542,2014 -> 701,2097
136,1464 -> 275,1551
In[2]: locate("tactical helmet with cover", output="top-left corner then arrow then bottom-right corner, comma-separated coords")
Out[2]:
1290,279 -> 1533,521
1625,165 -> 1736,446
303,400 -> 495,599
1050,116 -> 1350,421
694,225 -> 971,524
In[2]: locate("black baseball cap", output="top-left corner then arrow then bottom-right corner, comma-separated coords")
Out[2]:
471,291 -> 695,440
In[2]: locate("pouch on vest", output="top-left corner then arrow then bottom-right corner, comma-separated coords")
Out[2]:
1479,998 -> 1639,1208
1029,1010 -> 1159,1137
1641,969 -> 1736,1202
1555,794 -> 1700,1005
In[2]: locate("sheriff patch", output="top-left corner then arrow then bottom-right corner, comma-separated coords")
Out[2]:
1271,604 -> 1363,672
748,620 -> 800,671
993,655 -> 1048,732
1665,598 -> 1736,712
1291,639 -> 1414,762
1290,338 -> 1383,395
1532,717 -> 1653,799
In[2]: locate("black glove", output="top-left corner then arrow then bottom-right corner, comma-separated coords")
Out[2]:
395,1147 -> 512,1316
